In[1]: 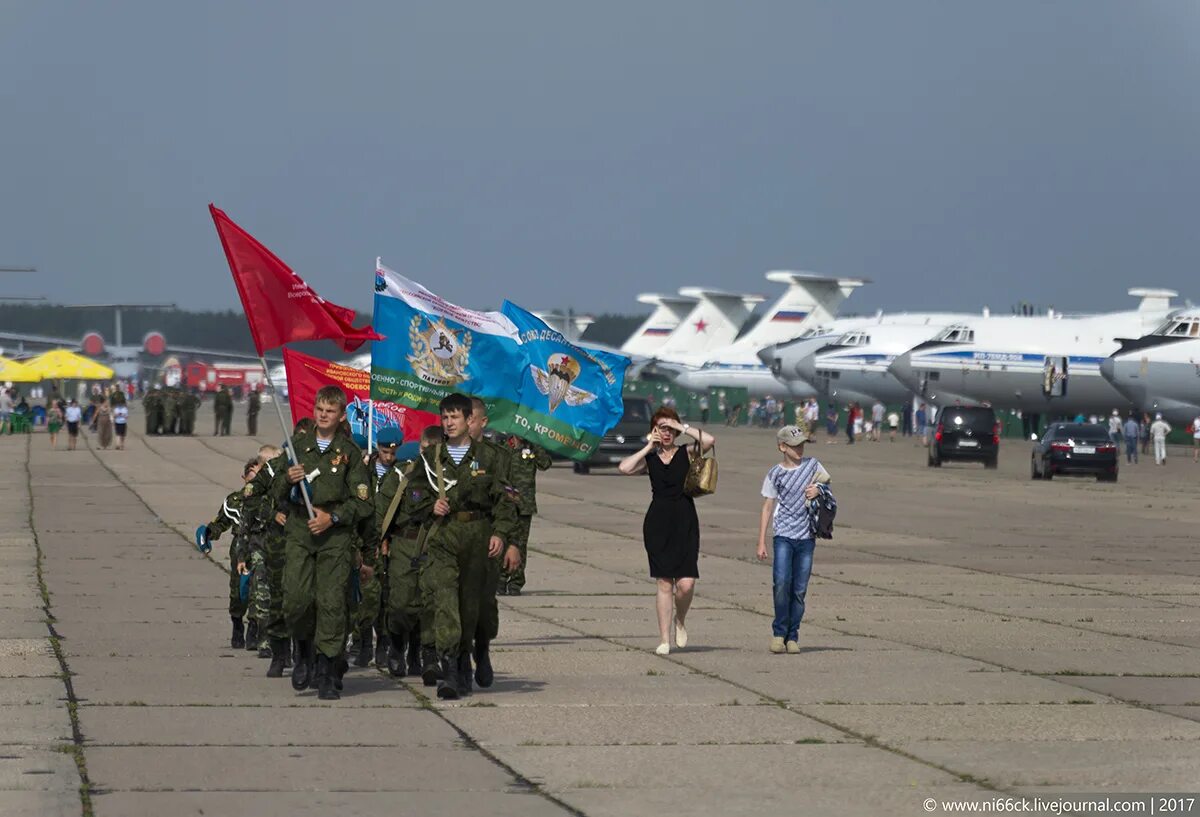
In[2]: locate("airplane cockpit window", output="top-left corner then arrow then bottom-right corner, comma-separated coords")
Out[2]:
835,331 -> 870,346
935,325 -> 975,344
1156,317 -> 1200,337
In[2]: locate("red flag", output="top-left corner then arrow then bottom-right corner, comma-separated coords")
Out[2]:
281,348 -> 436,442
210,204 -> 381,355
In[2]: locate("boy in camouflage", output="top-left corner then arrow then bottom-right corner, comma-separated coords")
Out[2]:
274,387 -> 372,701
499,434 -> 551,596
202,456 -> 261,649
235,446 -> 284,658
384,425 -> 443,680
390,394 -> 518,700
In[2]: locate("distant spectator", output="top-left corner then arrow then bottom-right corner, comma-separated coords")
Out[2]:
1122,414 -> 1140,465
1141,412 -> 1152,456
902,402 -> 913,438
887,410 -> 900,442
916,403 -> 929,446
699,395 -> 710,424
1193,414 -> 1200,464
46,402 -> 63,449
1150,413 -> 1172,466
0,388 -> 13,434
64,400 -> 82,451
824,406 -> 839,443
871,402 -> 885,442
1108,410 -> 1122,443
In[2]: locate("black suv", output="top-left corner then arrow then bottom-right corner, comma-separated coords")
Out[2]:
574,397 -> 652,474
928,405 -> 999,469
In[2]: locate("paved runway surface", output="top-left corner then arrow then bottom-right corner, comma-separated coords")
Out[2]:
2,407 -> 1198,816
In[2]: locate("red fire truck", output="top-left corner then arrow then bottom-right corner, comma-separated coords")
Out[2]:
184,361 -> 265,393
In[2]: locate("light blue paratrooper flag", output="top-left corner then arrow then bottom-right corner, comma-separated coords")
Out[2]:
371,260 -> 629,460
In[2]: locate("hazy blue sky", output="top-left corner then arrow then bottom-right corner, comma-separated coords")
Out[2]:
2,2 -> 1198,319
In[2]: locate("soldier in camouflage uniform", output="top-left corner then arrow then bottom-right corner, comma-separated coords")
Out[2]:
351,430 -> 402,668
235,446 -> 286,660
247,388 -> 261,436
162,388 -> 179,435
382,426 -> 443,680
466,398 -> 522,689
202,458 -> 261,649
214,386 -> 234,436
391,393 -> 518,700
143,388 -> 162,435
499,435 -> 551,596
179,391 -> 199,435
272,387 -> 372,701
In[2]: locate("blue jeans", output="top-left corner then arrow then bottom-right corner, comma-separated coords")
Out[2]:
772,536 -> 815,641
1125,439 -> 1138,464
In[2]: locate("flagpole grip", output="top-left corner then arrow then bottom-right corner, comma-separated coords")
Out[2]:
260,356 -> 316,520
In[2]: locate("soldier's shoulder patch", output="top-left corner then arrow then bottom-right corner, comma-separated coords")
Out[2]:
356,484 -> 369,501
243,484 -> 255,497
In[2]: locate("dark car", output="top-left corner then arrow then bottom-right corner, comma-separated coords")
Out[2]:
928,405 -> 999,469
573,397 -> 653,474
1030,423 -> 1118,482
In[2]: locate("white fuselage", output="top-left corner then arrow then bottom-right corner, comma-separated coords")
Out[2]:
1101,319 -> 1200,425
889,310 -> 1173,415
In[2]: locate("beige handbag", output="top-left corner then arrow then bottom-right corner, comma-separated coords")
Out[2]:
683,442 -> 717,498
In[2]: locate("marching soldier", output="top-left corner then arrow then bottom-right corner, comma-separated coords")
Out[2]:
382,426 -> 442,680
499,435 -> 551,596
236,446 -> 285,659
273,387 -> 372,701
390,393 -> 518,700
143,387 -> 161,435
351,429 -> 404,668
199,457 -> 261,649
466,397 -> 520,689
247,387 -> 261,436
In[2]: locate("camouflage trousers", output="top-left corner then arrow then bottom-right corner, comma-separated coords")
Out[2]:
500,514 -> 534,592
228,548 -> 248,619
282,519 -> 352,660
264,535 -> 287,640
423,518 -> 488,655
355,557 -> 386,631
246,550 -> 270,649
477,553 -> 503,643
385,532 -> 424,636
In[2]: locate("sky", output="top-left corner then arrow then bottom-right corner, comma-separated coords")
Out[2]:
2,1 -> 1199,321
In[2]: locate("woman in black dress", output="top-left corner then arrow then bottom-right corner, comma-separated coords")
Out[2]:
619,407 -> 716,656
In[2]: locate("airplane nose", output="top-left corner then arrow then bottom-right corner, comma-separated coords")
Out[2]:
756,344 -> 780,374
888,350 -> 919,390
1098,357 -> 1115,384
794,351 -> 819,386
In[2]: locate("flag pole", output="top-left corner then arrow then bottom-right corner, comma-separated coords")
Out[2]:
367,399 -> 374,453
260,355 -> 315,519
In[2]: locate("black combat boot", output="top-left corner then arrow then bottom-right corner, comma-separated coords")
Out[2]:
474,638 -> 494,688
291,640 -> 314,691
230,617 -> 245,650
374,626 -> 390,669
420,645 -> 440,687
266,637 -> 289,678
457,653 -> 473,697
353,626 -> 373,668
406,635 -> 421,677
436,652 -> 460,700
333,654 -> 349,692
387,630 -> 406,678
245,619 -> 259,652
316,654 -> 339,701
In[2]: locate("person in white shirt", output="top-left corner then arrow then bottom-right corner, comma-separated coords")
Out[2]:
1150,413 -> 1172,466
1108,410 -> 1122,443
64,400 -> 83,451
871,402 -> 885,442
112,402 -> 129,451
1192,415 -> 1200,464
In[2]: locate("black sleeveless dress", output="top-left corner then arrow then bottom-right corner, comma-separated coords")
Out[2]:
642,449 -> 700,579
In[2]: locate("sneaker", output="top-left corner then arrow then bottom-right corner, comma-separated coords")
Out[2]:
769,636 -> 785,654
786,640 -> 801,654
674,619 -> 688,649
655,643 -> 670,656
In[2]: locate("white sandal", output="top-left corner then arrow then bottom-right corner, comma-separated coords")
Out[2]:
674,620 -> 688,649
655,642 -> 670,656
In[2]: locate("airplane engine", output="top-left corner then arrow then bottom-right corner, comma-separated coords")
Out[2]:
143,331 -> 166,356
81,332 -> 105,356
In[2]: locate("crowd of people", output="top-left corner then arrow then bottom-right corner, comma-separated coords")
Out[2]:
197,388 -> 550,701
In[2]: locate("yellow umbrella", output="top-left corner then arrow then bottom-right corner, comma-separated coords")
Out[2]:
0,355 -> 42,383
23,349 -> 114,380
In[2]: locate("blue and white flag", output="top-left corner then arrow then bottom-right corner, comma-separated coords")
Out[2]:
371,260 -> 628,460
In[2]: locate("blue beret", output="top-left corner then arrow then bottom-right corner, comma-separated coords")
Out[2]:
376,427 -> 404,448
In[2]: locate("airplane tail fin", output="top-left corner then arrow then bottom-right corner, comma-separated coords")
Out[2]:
656,288 -> 764,355
534,311 -> 596,344
735,271 -> 869,347
621,294 -> 698,356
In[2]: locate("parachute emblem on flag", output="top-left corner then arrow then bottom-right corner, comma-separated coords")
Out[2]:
408,315 -> 472,386
532,353 -> 598,413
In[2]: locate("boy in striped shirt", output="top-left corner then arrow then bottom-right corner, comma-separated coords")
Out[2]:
756,425 -> 832,654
